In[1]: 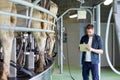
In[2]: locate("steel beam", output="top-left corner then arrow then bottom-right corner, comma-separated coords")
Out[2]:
96,4 -> 101,80
60,17 -> 64,74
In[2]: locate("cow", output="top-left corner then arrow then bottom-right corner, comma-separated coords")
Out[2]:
15,0 -> 58,73
46,1 -> 58,58
31,0 -> 58,73
0,1 -> 58,80
31,0 -> 51,73
0,0 -> 17,80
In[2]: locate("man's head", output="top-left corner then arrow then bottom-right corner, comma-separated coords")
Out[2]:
85,24 -> 94,36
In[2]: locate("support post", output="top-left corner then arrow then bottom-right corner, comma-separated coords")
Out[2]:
60,17 -> 63,74
96,5 -> 101,35
10,38 -> 17,78
92,8 -> 95,25
96,4 -> 101,80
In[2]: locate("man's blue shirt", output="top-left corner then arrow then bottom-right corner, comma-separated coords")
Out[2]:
80,34 -> 103,64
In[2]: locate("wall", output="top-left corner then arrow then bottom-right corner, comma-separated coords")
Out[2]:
114,25 -> 120,66
63,23 -> 80,67
60,22 -> 120,67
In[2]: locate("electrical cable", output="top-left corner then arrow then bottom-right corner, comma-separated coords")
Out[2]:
65,26 -> 75,80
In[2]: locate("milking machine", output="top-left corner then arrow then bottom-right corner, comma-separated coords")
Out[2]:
0,32 -> 57,80
0,0 -> 57,79
9,31 -> 57,80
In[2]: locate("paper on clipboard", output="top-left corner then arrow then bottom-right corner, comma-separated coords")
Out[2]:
79,43 -> 88,52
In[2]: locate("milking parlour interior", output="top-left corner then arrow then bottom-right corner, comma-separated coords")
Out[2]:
0,0 -> 120,80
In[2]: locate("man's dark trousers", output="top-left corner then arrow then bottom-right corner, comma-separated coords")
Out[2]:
82,62 -> 99,80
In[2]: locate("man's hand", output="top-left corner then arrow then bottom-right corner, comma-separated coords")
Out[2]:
86,46 -> 93,52
86,46 -> 103,54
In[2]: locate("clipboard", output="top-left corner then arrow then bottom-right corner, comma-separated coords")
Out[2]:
79,43 -> 88,52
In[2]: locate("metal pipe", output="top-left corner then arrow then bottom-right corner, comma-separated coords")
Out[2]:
92,8 -> 95,25
96,4 -> 101,80
96,5 -> 101,35
33,0 -> 41,4
86,9 -> 93,24
9,0 -> 57,18
57,21 -> 60,72
93,0 -> 105,7
0,11 -> 55,26
28,0 -> 41,28
26,7 -> 29,27
0,26 -> 54,33
105,7 -> 120,75
29,62 -> 55,80
57,8 -> 93,23
28,7 -> 33,28
60,17 -> 64,74
57,7 -> 93,74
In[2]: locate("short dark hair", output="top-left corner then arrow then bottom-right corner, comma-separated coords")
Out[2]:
85,24 -> 94,30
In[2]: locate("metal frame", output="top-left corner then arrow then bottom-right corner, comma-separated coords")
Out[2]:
57,7 -> 95,74
96,4 -> 101,80
9,0 -> 56,18
0,0 -> 57,79
0,11 -> 55,27
29,62 -> 55,80
28,0 -> 41,28
0,0 -> 57,32
0,26 -> 54,32
57,6 -> 102,80
57,7 -> 94,24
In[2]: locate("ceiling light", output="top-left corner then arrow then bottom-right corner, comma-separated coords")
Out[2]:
76,0 -> 85,4
69,14 -> 77,18
104,0 -> 113,5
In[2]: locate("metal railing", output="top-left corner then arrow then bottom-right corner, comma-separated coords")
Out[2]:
0,26 -> 55,32
0,0 -> 57,32
29,62 -> 54,80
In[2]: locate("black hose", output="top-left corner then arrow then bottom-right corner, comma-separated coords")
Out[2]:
65,27 -> 75,80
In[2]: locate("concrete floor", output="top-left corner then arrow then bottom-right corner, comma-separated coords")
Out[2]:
52,65 -> 120,80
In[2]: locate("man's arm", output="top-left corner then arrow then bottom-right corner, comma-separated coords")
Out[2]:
87,36 -> 103,54
88,48 -> 103,54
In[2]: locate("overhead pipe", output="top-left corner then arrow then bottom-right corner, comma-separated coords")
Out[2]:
57,7 -> 93,24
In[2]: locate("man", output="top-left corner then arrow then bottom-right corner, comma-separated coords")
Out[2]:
80,24 -> 103,80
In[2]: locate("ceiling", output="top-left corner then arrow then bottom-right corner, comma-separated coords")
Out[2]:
16,0 -> 113,23
52,0 -> 113,23
52,0 -> 102,16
